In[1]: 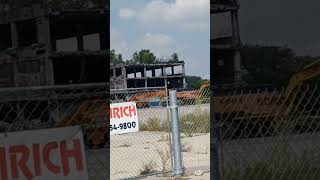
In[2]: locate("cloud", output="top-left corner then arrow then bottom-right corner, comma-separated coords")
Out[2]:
135,33 -> 176,58
111,29 -> 176,60
138,0 -> 209,23
110,28 -> 129,56
119,0 -> 209,31
119,8 -> 136,20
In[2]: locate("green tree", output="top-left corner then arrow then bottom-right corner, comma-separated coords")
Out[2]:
168,52 -> 180,63
130,49 -> 157,64
241,45 -> 317,87
185,76 -> 208,89
110,49 -> 124,64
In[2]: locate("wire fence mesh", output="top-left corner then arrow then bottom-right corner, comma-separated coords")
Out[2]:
0,83 -> 109,180
215,85 -> 320,180
110,87 -> 210,179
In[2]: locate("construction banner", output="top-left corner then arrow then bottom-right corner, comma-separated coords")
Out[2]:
110,102 -> 139,135
0,126 -> 88,180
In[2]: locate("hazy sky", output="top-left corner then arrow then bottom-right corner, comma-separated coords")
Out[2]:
239,0 -> 320,56
111,0 -> 210,79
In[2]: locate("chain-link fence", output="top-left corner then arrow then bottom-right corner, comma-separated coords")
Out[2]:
110,87 -> 210,179
0,83 -> 109,180
214,85 -> 320,180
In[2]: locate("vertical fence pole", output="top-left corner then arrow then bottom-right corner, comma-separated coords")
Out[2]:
166,84 -> 174,172
169,90 -> 184,176
211,85 -> 221,180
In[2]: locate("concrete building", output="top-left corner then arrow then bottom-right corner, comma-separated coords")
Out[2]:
111,61 -> 186,89
0,4 -> 108,88
211,0 -> 243,86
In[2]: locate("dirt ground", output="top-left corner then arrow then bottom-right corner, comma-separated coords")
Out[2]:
110,131 -> 210,180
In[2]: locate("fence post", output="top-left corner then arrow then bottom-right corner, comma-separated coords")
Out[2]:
169,90 -> 184,176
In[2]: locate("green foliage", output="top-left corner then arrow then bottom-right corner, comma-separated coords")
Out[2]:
168,52 -> 180,63
131,49 -> 158,64
139,118 -> 169,132
179,109 -> 210,134
110,49 -> 124,64
185,76 -> 208,89
241,45 -> 319,87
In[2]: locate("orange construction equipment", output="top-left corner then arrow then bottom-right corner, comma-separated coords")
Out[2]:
54,60 -> 320,148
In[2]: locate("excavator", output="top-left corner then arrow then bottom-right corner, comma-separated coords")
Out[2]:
215,60 -> 320,138
129,81 -> 210,108
54,60 -> 320,148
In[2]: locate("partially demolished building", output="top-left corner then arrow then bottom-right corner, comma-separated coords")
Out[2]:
0,5 -> 108,87
211,0 -> 243,86
111,61 -> 186,89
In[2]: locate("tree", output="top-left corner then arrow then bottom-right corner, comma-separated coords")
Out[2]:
185,76 -> 208,89
130,49 -> 157,64
240,45 -> 317,87
168,52 -> 180,63
110,49 -> 124,64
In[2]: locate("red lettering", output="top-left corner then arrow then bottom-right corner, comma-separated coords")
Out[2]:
9,145 -> 33,180
129,105 -> 137,117
0,147 -> 8,180
113,107 -> 120,119
60,139 -> 84,176
120,107 -> 124,118
110,107 -> 113,119
43,142 -> 61,174
32,144 -> 41,176
123,106 -> 129,117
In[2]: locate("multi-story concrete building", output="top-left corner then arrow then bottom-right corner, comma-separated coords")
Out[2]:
111,61 -> 186,89
0,4 -> 108,87
211,0 -> 243,86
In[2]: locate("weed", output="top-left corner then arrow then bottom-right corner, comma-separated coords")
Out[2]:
139,118 -> 169,132
139,160 -> 157,175
181,142 -> 191,152
180,109 -> 210,134
155,147 -> 171,177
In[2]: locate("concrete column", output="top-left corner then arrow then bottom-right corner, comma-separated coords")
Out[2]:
234,51 -> 242,83
144,66 -> 147,87
99,32 -> 107,50
171,66 -> 175,75
76,24 -> 84,51
36,14 -> 51,48
10,22 -> 18,48
231,10 -> 241,46
182,63 -> 186,88
121,66 -> 127,88
152,69 -> 156,77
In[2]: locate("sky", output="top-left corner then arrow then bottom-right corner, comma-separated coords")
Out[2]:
238,0 -> 320,56
110,0 -> 210,79
212,0 -> 320,57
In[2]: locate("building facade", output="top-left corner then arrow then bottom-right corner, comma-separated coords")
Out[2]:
111,61 -> 186,89
0,4 -> 108,88
211,0 -> 243,86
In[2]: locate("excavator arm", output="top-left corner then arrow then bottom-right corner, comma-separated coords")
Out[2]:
285,60 -> 320,96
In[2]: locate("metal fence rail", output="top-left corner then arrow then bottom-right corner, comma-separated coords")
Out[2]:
215,85 -> 320,180
110,87 -> 210,179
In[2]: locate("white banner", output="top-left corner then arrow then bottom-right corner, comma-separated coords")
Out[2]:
110,102 -> 139,135
0,126 -> 88,180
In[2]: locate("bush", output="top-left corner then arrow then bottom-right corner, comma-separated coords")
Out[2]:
139,118 -> 169,132
179,109 -> 210,134
139,160 -> 157,175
